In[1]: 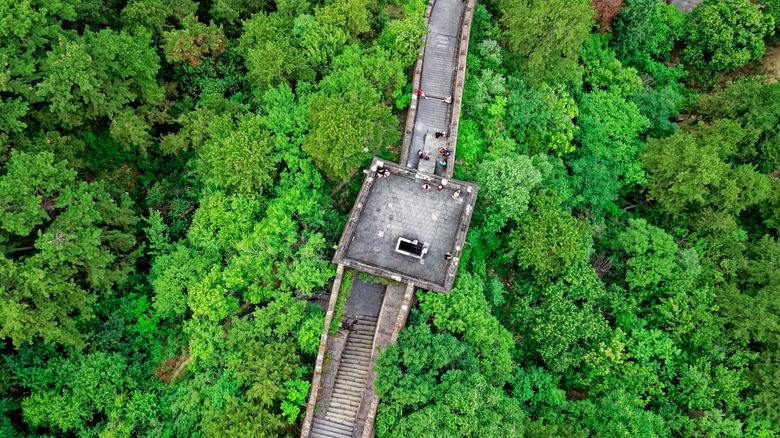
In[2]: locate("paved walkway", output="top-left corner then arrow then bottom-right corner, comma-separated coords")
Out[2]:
301,0 -> 474,435
407,0 -> 466,175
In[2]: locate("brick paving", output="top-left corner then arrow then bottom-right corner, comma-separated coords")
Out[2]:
344,173 -> 467,286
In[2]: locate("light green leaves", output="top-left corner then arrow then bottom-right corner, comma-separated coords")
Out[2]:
476,155 -> 542,233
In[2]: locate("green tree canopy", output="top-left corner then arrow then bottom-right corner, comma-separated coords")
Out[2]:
476,154 -> 543,233
0,151 -> 139,348
197,114 -> 279,195
643,120 -> 772,233
36,26 -> 165,150
498,0 -> 595,84
238,12 -> 311,97
682,0 -> 775,79
374,322 -> 524,438
303,86 -> 396,180
508,189 -> 589,285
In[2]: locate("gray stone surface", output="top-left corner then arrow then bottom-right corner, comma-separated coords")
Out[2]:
343,277 -> 385,320
671,0 -> 702,13
344,172 -> 466,286
407,0 -> 465,173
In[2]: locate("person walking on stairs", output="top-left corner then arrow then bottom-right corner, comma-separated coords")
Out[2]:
418,89 -> 427,99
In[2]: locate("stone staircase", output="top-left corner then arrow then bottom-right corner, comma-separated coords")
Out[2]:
311,316 -> 378,437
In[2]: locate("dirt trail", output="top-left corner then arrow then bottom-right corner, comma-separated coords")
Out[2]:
719,39 -> 780,85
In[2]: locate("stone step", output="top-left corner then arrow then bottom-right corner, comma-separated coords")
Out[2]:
345,337 -> 374,346
334,382 -> 366,393
344,345 -> 373,353
331,392 -> 362,403
330,397 -> 361,408
336,363 -> 369,373
340,359 -> 370,369
325,409 -> 357,425
338,374 -> 369,385
356,315 -> 379,322
342,351 -> 372,359
311,419 -> 352,438
313,418 -> 354,434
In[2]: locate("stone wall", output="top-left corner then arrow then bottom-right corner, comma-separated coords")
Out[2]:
299,264 -> 345,438
444,0 -> 477,179
359,282 -> 417,438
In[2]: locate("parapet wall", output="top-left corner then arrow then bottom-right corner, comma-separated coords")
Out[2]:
299,264 -> 345,438
445,0 -> 477,179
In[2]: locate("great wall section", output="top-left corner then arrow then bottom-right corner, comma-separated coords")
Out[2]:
300,0 -> 479,436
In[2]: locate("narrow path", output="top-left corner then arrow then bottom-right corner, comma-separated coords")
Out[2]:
406,0 -> 466,174
301,0 -> 475,435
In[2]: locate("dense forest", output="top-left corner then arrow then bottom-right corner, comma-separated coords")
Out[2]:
1,0 -> 779,436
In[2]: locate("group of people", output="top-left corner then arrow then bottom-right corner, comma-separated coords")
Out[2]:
417,143 -> 451,167
376,168 -> 390,178
417,89 -> 452,104
420,185 -> 462,202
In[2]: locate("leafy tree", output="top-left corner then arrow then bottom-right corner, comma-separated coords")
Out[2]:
693,77 -> 780,168
197,113 -> 278,195
505,79 -> 579,156
682,0 -> 775,80
643,120 -> 772,233
314,0 -> 372,40
591,0 -> 623,32
120,0 -> 198,31
568,389 -> 667,437
36,26 -> 165,150
160,93 -> 246,155
418,273 -> 514,382
188,189 -> 262,251
511,261 -> 612,378
0,151 -> 139,348
21,352 -> 135,434
509,366 -> 567,419
476,154 -> 543,233
149,243 -> 221,320
375,323 -> 524,438
231,160 -> 337,299
292,14 -> 349,77
580,34 -> 642,99
575,90 -> 649,186
163,14 -> 226,67
633,85 -> 681,138
196,303 -> 304,436
568,154 -> 623,218
210,0 -> 274,25
238,12 -> 312,97
610,0 -> 661,66
766,0 -> 780,35
0,0 -> 80,150
258,83 -> 310,156
303,87 -> 396,180
616,219 -> 680,293
322,44 -> 407,99
498,0 -> 595,84
508,189 -> 588,285
377,4 -> 428,67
